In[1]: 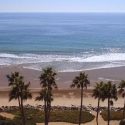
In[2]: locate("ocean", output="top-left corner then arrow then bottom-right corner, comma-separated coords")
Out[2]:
0,13 -> 125,72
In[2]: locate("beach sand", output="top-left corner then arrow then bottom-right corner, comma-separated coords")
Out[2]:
0,65 -> 125,88
0,65 -> 125,125
0,65 -> 125,107
0,88 -> 124,107
0,89 -> 122,125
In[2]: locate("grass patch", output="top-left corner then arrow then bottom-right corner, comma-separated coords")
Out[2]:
101,110 -> 123,121
50,110 -> 94,123
8,108 -> 95,125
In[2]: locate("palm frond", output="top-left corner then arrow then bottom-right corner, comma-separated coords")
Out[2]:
7,72 -> 32,102
71,72 -> 90,89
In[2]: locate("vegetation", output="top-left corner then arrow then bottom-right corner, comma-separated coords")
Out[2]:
92,81 -> 105,125
102,82 -> 118,125
101,110 -> 123,121
71,72 -> 90,125
118,80 -> 125,119
7,108 -> 95,125
7,72 -> 32,125
35,67 -> 57,125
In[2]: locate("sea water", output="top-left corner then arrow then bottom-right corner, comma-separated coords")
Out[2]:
0,13 -> 125,72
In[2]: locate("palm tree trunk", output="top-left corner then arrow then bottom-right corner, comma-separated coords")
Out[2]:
96,98 -> 100,125
18,97 -> 21,111
46,100 -> 49,125
18,97 -> 23,125
108,98 -> 110,125
20,98 -> 26,125
123,97 -> 125,119
44,100 -> 48,125
79,87 -> 83,125
46,89 -> 49,125
48,102 -> 51,123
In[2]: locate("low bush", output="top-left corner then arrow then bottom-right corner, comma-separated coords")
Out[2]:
101,110 -> 123,121
9,108 -> 95,125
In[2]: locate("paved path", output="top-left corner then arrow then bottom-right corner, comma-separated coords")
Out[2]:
0,112 -> 15,119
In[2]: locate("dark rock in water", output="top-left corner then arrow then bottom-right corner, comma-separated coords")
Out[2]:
120,119 -> 125,125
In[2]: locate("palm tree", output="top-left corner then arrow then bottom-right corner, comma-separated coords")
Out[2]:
7,72 -> 32,125
71,72 -> 90,125
36,67 -> 57,125
92,81 -> 105,125
103,81 -> 117,125
118,80 -> 125,119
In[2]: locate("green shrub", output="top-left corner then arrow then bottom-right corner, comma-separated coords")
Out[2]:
101,110 -> 123,121
49,110 -> 95,123
9,108 -> 95,125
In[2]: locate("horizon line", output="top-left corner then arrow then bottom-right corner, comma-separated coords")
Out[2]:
0,11 -> 125,14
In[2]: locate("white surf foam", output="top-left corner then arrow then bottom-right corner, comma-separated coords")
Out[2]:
82,53 -> 125,62
1,53 -> 125,64
0,53 -> 125,72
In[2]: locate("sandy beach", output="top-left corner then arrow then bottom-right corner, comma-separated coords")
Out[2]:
0,65 -> 125,125
0,88 -> 124,107
0,88 -> 122,125
0,65 -> 125,88
0,89 -> 122,125
0,65 -> 125,107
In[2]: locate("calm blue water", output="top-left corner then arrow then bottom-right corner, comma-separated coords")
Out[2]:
0,13 -> 125,72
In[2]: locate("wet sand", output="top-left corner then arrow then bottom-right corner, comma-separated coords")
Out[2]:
0,65 -> 125,88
